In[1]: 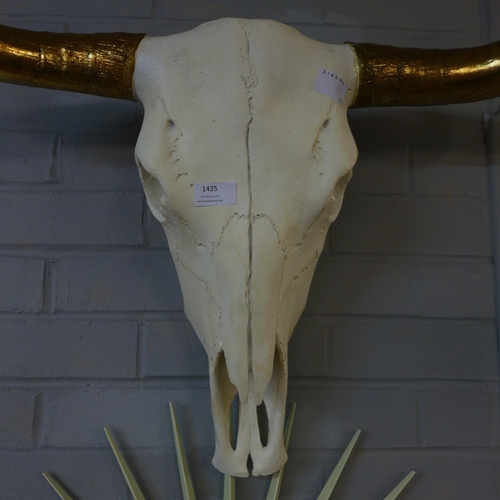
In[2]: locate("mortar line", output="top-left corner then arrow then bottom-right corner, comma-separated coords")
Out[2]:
0,247 -> 492,264
41,260 -> 55,313
479,0 -> 492,44
32,392 -> 47,449
150,0 -> 160,19
408,142 -> 415,196
416,389 -> 427,449
0,311 -> 496,325
137,322 -> 146,379
49,134 -> 62,182
485,114 -> 500,449
1,378 -> 496,391
0,446 -> 496,458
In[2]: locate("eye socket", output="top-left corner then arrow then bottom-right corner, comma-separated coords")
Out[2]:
333,169 -> 352,198
328,169 -> 352,222
135,158 -> 167,224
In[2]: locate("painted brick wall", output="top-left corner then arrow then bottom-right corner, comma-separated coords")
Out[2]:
0,1 -> 499,499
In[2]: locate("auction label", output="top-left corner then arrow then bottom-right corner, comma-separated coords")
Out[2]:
314,69 -> 347,106
194,182 -> 237,206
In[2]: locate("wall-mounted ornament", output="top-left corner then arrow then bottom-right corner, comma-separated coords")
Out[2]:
42,403 -> 415,500
0,18 -> 499,477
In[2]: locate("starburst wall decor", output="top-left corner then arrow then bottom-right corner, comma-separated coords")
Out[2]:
42,403 -> 415,500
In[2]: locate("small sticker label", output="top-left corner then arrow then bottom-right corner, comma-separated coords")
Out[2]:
314,69 -> 347,106
194,182 -> 237,207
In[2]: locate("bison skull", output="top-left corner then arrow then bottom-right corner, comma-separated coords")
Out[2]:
133,19 -> 358,476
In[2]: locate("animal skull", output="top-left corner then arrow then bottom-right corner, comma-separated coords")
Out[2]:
0,17 -> 499,477
133,19 -> 358,476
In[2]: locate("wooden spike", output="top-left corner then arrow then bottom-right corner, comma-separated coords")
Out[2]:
316,429 -> 362,500
223,473 -> 236,500
104,427 -> 146,500
42,473 -> 77,500
382,471 -> 416,500
223,400 -> 236,500
266,403 -> 297,500
169,402 -> 197,500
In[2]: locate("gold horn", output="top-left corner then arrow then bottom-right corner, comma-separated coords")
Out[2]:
0,24 -> 145,101
348,41 -> 500,107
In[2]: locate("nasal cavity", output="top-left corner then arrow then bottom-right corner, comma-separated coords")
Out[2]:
256,401 -> 269,446
228,395 -> 239,451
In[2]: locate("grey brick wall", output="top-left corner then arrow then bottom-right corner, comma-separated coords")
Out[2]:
0,1 -> 499,499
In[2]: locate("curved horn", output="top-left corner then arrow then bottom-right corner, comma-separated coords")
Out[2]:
0,24 -> 145,100
348,41 -> 500,107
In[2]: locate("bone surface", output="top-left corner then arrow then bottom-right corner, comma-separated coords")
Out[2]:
133,18 -> 358,476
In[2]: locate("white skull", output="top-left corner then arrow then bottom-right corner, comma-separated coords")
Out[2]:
133,18 -> 358,476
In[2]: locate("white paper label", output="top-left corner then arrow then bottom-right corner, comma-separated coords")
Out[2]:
194,182 -> 237,207
314,69 -> 347,106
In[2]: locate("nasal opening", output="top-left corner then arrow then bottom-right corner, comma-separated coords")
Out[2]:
229,395 -> 239,451
213,349 -> 239,447
257,401 -> 269,446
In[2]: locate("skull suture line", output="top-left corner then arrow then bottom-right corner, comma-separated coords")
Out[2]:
1,16 -> 499,478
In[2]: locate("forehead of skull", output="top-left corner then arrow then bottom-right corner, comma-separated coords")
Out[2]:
133,19 -> 358,233
133,18 -> 357,122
